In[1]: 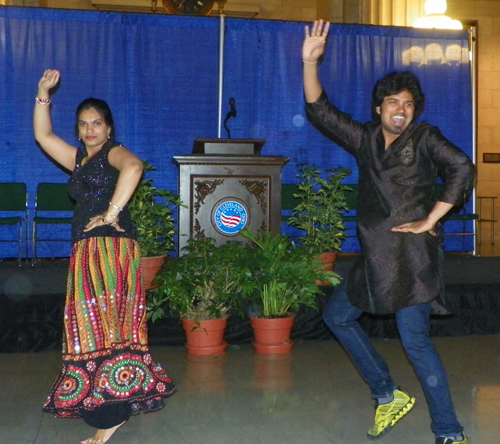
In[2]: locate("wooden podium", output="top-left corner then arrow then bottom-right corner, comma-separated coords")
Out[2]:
173,139 -> 288,253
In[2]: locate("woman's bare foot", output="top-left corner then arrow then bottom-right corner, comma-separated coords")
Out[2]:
80,421 -> 126,444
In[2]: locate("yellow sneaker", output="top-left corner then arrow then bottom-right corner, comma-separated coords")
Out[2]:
435,432 -> 470,444
367,389 -> 416,440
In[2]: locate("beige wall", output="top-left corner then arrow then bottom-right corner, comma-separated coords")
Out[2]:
7,0 -> 500,247
448,0 -> 500,248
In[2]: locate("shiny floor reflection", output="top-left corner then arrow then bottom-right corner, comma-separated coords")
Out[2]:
1,335 -> 499,444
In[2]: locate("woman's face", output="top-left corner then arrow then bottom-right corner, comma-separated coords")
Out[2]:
78,107 -> 111,149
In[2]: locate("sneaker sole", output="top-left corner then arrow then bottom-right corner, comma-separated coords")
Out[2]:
366,396 -> 416,440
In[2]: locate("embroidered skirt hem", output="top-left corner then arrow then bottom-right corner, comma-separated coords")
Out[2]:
43,237 -> 176,419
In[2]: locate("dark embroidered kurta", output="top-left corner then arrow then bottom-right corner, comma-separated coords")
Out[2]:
306,92 -> 475,314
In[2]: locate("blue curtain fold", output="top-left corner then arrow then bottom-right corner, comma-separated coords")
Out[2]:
0,7 -> 473,257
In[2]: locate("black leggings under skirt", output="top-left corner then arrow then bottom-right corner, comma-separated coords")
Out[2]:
80,403 -> 132,429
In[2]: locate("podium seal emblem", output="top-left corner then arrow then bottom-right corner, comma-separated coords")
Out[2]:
213,199 -> 248,236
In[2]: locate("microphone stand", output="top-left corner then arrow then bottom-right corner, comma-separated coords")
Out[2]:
223,98 -> 236,138
217,1 -> 227,138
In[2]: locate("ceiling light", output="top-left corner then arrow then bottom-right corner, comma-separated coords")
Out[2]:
414,0 -> 463,30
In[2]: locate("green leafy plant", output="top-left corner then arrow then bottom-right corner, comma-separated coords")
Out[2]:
239,228 -> 341,318
287,163 -> 352,256
128,162 -> 182,258
148,237 -> 252,322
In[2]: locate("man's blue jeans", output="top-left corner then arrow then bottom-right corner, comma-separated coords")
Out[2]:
323,279 -> 463,437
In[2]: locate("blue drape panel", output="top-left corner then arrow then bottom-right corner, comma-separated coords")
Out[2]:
222,20 -> 473,252
0,7 -> 472,257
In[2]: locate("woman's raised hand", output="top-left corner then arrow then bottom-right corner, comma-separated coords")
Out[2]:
302,20 -> 330,64
38,69 -> 60,92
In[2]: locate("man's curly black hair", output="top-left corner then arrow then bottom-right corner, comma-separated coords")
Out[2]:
371,71 -> 425,121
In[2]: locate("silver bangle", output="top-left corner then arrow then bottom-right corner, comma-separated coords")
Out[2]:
102,214 -> 118,226
109,201 -> 123,212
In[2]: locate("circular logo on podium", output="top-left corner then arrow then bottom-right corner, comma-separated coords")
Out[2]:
212,199 -> 248,236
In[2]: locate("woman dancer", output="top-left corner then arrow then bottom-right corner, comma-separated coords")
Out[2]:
34,69 -> 176,444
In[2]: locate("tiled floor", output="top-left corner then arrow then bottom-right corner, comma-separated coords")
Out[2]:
1,335 -> 499,444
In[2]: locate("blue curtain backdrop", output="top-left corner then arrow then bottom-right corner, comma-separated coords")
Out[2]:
0,7 -> 473,258
0,7 -> 220,258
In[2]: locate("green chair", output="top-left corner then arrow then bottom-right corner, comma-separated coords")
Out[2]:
0,182 -> 28,265
280,184 -> 301,243
32,182 -> 75,263
281,183 -> 300,223
434,184 -> 478,254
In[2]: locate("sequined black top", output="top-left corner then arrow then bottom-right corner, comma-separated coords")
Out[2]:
68,140 -> 136,244
306,91 -> 475,314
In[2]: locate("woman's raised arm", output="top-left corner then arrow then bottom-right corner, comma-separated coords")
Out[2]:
33,69 -> 78,171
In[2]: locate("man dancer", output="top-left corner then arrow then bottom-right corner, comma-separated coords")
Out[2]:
302,20 -> 474,444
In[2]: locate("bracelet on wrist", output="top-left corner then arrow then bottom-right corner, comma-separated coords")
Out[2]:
101,213 -> 119,226
35,97 -> 51,105
109,201 -> 123,212
302,59 -> 317,65
101,217 -> 117,226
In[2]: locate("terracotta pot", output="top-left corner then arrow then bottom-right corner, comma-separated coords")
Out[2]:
182,318 -> 228,356
315,251 -> 338,286
250,314 -> 296,354
141,255 -> 167,291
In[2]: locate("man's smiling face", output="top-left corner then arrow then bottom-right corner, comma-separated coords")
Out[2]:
376,90 -> 415,141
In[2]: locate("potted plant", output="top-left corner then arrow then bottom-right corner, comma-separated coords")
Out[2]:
286,163 -> 352,282
148,237 -> 251,355
128,161 -> 182,290
239,228 -> 341,354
